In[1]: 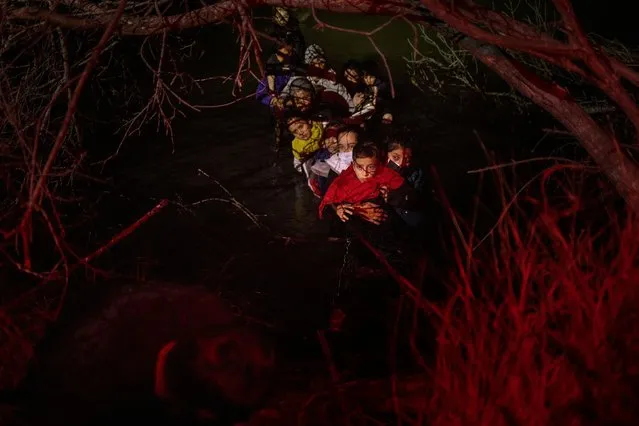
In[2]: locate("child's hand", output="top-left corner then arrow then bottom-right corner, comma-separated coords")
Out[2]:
354,202 -> 387,225
336,204 -> 354,222
270,96 -> 284,109
378,185 -> 389,202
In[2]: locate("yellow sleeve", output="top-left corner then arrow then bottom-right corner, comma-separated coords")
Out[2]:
291,123 -> 324,159
291,137 -> 304,160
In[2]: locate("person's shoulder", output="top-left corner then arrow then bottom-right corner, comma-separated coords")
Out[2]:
379,165 -> 403,180
333,165 -> 354,182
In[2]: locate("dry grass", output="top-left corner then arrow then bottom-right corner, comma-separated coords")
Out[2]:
404,168 -> 639,425
272,167 -> 639,426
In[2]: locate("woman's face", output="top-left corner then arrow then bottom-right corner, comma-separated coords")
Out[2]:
292,89 -> 313,111
353,155 -> 379,182
337,131 -> 357,153
288,118 -> 312,140
344,67 -> 360,84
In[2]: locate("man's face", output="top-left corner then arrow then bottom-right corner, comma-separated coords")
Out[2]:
292,89 -> 312,111
353,155 -> 379,182
288,118 -> 312,140
337,131 -> 357,153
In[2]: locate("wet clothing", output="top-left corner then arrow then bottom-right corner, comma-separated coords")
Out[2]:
309,78 -> 354,116
291,121 -> 323,161
281,76 -> 353,119
266,17 -> 306,63
338,76 -> 361,97
310,149 -> 332,177
387,161 -> 427,227
256,73 -> 291,108
350,99 -> 376,121
316,93 -> 350,119
307,65 -> 337,82
371,77 -> 390,102
387,161 -> 425,192
319,164 -> 407,218
264,53 -> 291,77
260,49 -> 308,111
280,76 -> 315,104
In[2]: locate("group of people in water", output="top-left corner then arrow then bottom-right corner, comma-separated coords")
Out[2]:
151,11 -> 435,422
257,7 -> 426,233
152,9 -> 435,425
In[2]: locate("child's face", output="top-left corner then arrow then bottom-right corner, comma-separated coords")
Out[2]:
324,136 -> 338,153
288,118 -> 312,140
363,74 -> 376,86
353,155 -> 379,182
311,57 -> 326,69
337,131 -> 357,153
388,147 -> 405,168
387,146 -> 412,168
292,89 -> 313,111
344,67 -> 359,83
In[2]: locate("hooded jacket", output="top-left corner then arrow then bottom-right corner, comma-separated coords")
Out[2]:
291,121 -> 324,160
318,164 -> 405,218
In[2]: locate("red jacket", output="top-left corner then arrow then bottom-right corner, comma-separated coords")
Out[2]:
319,164 -> 405,218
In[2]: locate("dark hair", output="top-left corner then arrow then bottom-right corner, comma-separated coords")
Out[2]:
280,98 -> 312,122
289,76 -> 314,93
360,59 -> 379,77
337,125 -> 360,141
353,141 -> 380,160
387,140 -> 404,152
383,128 -> 410,152
325,119 -> 344,129
283,110 -> 310,127
274,41 -> 293,57
341,59 -> 361,74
